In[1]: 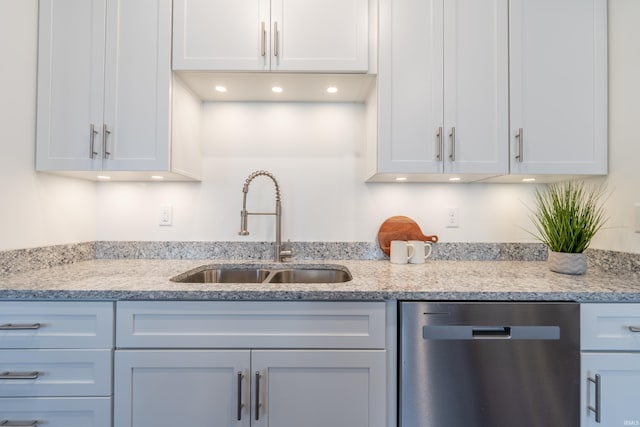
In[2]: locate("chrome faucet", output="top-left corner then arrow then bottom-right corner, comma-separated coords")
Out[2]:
239,170 -> 292,262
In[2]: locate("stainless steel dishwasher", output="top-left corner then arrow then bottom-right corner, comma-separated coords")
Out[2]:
399,301 -> 580,427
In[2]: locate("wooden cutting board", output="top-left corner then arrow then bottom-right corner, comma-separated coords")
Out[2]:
377,216 -> 438,256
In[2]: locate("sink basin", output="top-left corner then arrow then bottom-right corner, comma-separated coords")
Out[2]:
268,268 -> 352,284
174,268 -> 271,283
171,265 -> 352,284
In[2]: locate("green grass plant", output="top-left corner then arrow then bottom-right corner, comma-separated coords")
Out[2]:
530,181 -> 608,253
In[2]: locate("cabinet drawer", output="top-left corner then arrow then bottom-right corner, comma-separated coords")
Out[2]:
117,301 -> 385,349
0,301 -> 114,349
0,349 -> 111,397
581,303 -> 640,350
0,397 -> 111,427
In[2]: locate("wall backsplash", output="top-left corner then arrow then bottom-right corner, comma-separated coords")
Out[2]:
3,241 -> 640,277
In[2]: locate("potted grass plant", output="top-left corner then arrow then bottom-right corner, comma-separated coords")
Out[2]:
530,181 -> 607,275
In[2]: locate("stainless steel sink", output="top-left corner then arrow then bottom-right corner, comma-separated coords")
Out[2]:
174,268 -> 271,283
267,268 -> 352,284
171,265 -> 352,284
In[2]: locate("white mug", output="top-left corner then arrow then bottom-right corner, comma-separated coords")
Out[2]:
408,240 -> 433,264
390,240 -> 415,264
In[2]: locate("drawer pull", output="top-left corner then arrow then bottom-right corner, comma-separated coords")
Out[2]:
0,323 -> 41,330
629,326 -> 640,332
0,371 -> 40,380
1,421 -> 40,426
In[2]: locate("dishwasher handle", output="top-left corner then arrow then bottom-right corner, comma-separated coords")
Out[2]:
472,327 -> 511,338
423,325 -> 560,340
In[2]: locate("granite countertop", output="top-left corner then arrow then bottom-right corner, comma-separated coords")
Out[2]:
0,258 -> 639,302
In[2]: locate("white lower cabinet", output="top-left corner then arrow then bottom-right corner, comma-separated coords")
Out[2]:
114,349 -> 385,427
0,301 -> 114,427
581,304 -> 640,426
114,301 -> 387,427
581,353 -> 640,427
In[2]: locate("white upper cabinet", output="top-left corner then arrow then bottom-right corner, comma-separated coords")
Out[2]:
508,0 -> 608,176
371,0 -> 509,181
36,0 -> 106,172
368,0 -> 607,182
37,0 -> 201,180
173,0 -> 369,72
102,0 -> 172,172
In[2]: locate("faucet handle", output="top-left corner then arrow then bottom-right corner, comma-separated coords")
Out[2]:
280,239 -> 294,260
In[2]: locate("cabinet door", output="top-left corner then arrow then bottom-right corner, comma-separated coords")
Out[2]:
377,0 -> 444,174
252,350 -> 386,427
509,0 -> 607,175
271,0 -> 368,72
114,350 -> 251,427
443,0 -> 508,175
173,0 -> 270,71
102,0 -> 172,171
36,0 -> 105,171
582,353 -> 640,426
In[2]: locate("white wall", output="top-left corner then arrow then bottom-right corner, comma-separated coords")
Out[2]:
0,0 -> 96,251
96,102 -> 539,244
2,0 -> 638,254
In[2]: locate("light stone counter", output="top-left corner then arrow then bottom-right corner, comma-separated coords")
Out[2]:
0,258 -> 639,302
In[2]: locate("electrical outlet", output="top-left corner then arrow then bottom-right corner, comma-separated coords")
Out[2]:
159,205 -> 173,226
446,207 -> 459,228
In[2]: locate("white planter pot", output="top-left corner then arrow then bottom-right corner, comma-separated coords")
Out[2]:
547,250 -> 587,275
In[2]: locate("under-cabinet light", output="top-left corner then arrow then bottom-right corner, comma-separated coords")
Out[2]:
271,86 -> 283,93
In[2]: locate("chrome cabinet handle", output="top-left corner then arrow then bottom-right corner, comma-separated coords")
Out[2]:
237,372 -> 244,421
588,374 -> 601,423
0,421 -> 40,426
273,22 -> 279,57
102,124 -> 111,158
0,371 -> 40,380
0,323 -> 41,330
515,128 -> 524,162
435,127 -> 443,161
89,123 -> 99,159
629,326 -> 640,332
449,127 -> 456,161
255,371 -> 261,421
260,22 -> 266,57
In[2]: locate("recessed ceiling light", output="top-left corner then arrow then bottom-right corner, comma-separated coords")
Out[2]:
272,86 -> 283,93
151,175 -> 164,180
522,178 -> 536,182
97,175 -> 111,180
449,177 -> 461,181
395,177 -> 408,181
326,87 -> 338,94
215,85 -> 227,93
